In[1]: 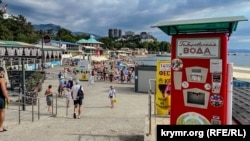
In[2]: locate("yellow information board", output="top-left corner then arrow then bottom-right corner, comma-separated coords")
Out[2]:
77,72 -> 89,81
156,60 -> 171,115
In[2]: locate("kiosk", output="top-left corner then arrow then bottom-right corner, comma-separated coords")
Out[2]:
77,60 -> 91,81
152,16 -> 248,125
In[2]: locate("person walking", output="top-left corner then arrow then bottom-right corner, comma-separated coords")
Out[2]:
44,85 -> 54,113
108,85 -> 116,109
120,68 -> 125,83
0,67 -> 9,132
58,76 -> 66,97
71,79 -> 84,119
58,71 -> 62,79
109,70 -> 114,83
65,88 -> 71,108
88,69 -> 95,86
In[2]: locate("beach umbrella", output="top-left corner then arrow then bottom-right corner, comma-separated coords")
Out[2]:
120,62 -> 128,67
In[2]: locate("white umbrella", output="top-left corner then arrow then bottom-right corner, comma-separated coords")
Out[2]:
91,56 -> 108,62
72,55 -> 83,59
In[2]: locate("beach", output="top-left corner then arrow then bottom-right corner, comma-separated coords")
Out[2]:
233,65 -> 250,82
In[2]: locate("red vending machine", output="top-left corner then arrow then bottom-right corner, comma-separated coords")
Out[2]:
171,33 -> 228,125
152,16 -> 248,125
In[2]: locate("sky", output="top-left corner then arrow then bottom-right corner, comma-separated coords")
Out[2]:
3,0 -> 250,50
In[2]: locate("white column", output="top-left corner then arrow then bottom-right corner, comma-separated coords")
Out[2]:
227,63 -> 233,124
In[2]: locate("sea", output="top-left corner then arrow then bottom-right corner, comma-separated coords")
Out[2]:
134,53 -> 250,67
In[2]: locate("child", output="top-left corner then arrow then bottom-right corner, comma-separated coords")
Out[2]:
108,85 -> 116,108
65,88 -> 71,108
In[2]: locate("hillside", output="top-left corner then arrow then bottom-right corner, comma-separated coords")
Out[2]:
32,23 -> 103,39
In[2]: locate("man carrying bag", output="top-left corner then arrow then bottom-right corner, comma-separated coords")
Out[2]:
71,79 -> 84,119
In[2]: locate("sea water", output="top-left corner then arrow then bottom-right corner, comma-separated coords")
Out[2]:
135,53 -> 250,67
228,53 -> 250,67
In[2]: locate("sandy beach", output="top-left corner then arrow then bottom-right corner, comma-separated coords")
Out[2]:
233,65 -> 250,82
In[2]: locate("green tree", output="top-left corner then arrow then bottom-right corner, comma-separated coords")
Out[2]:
0,24 -> 13,40
75,34 -> 89,41
56,27 -> 73,39
159,41 -> 171,52
114,42 -> 123,50
99,37 -> 114,50
61,34 -> 75,43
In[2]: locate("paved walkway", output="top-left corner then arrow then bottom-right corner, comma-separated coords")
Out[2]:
1,66 -> 150,141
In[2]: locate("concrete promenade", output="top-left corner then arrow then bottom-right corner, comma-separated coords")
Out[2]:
0,66 -> 160,141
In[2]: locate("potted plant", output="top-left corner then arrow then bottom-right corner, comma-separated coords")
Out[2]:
26,71 -> 43,92
25,71 -> 43,105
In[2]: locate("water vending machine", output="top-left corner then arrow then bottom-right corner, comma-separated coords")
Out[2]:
171,33 -> 228,125
152,16 -> 248,125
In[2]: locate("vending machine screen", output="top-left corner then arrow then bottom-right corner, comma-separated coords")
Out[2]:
185,67 -> 208,83
191,69 -> 202,82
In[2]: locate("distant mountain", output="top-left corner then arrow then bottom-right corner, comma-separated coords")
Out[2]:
32,23 -> 103,39
228,49 -> 250,53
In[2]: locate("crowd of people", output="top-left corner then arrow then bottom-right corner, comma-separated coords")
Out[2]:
91,60 -> 135,84
43,56 -> 136,120
45,72 -> 85,119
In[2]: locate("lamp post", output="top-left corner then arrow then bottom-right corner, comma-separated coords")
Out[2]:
21,58 -> 25,110
42,35 -> 51,71
41,37 -> 44,71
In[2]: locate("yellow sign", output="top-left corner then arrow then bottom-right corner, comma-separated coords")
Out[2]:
156,60 -> 171,115
82,74 -> 86,80
77,73 -> 89,81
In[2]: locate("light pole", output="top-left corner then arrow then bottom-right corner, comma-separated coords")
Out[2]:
21,58 -> 25,110
42,35 -> 51,71
41,37 -> 44,71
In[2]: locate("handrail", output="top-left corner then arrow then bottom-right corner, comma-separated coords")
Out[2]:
146,79 -> 156,136
14,90 -> 69,125
18,93 -> 39,124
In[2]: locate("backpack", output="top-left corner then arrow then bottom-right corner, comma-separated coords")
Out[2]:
66,81 -> 72,88
77,86 -> 84,99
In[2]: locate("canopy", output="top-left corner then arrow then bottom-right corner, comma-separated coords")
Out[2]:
91,56 -> 108,62
151,16 -> 248,36
72,55 -> 83,59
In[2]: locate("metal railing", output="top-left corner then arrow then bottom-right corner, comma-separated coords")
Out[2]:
15,92 -> 62,124
17,93 -> 40,124
146,79 -> 156,136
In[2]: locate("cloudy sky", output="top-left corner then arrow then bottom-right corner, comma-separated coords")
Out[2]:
4,0 -> 250,49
